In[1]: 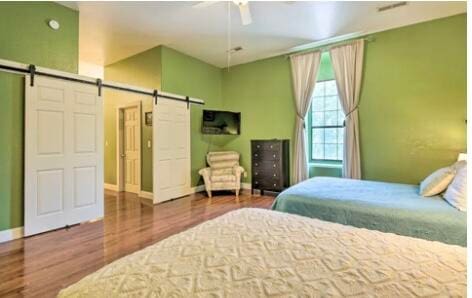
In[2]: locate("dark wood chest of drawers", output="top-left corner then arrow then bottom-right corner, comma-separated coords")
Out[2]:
251,139 -> 290,194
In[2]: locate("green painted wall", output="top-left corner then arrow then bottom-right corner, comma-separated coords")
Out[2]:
221,14 -> 466,185
0,2 -> 79,231
104,47 -> 161,192
359,14 -> 466,183
160,46 -> 225,186
221,56 -> 296,183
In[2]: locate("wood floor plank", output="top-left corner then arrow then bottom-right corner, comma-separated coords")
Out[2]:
0,191 -> 274,297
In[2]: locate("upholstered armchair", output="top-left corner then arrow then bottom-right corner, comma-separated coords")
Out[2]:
199,151 -> 245,199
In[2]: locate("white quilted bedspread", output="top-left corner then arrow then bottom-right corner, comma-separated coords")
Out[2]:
59,208 -> 466,297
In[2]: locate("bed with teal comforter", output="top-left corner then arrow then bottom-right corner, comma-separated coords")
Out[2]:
272,177 -> 466,246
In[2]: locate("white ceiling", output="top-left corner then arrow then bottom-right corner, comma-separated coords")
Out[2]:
61,1 -> 466,68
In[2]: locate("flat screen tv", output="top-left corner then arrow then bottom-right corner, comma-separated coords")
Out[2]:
202,110 -> 241,135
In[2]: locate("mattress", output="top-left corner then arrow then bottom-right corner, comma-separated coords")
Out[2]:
272,177 -> 467,246
59,208 -> 466,297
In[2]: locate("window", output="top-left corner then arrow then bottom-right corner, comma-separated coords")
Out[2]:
309,80 -> 344,161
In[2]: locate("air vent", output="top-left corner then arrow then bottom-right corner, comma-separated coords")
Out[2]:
377,2 -> 407,12
228,46 -> 243,53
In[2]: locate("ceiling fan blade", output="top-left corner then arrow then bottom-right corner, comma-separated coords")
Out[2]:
238,3 -> 252,25
193,1 -> 219,8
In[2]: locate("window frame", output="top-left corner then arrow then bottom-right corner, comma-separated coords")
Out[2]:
307,79 -> 345,163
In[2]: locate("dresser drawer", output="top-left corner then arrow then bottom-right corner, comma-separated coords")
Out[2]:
252,150 -> 281,161
253,179 -> 282,190
253,160 -> 279,171
253,168 -> 281,179
252,142 -> 281,152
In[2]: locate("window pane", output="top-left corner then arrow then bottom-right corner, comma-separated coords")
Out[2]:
313,144 -> 324,159
313,128 -> 323,143
325,128 -> 336,143
313,82 -> 325,97
325,96 -> 338,110
309,79 -> 343,162
337,144 -> 344,160
313,112 -> 324,126
337,128 -> 344,143
337,97 -> 343,110
325,80 -> 337,95
312,96 -> 324,111
325,111 -> 337,126
325,144 -> 337,160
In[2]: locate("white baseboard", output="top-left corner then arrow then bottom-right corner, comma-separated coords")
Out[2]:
0,227 -> 24,243
104,183 -> 118,191
139,190 -> 153,200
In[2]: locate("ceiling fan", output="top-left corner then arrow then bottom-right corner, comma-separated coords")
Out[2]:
193,1 -> 252,25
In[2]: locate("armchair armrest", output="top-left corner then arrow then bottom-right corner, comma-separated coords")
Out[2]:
232,165 -> 245,175
199,167 -> 212,190
232,165 -> 246,179
198,167 -> 211,177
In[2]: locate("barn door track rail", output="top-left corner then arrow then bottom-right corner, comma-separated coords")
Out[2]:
0,58 -> 204,106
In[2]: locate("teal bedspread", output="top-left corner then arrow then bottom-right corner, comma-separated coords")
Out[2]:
272,177 -> 466,246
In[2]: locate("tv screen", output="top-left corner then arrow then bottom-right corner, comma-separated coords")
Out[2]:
202,110 -> 240,135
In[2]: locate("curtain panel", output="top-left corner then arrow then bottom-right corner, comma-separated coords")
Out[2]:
290,51 -> 321,184
330,39 -> 364,179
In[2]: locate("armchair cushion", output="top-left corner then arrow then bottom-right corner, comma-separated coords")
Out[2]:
211,175 -> 236,183
207,152 -> 240,169
211,168 -> 234,176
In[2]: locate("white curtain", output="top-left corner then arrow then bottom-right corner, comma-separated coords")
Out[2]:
290,51 -> 321,184
330,39 -> 364,179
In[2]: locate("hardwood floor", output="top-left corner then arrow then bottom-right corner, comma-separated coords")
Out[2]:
0,191 -> 274,297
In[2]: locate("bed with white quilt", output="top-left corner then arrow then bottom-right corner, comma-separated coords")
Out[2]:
59,208 -> 466,297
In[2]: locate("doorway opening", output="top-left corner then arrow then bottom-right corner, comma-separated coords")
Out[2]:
117,101 -> 142,194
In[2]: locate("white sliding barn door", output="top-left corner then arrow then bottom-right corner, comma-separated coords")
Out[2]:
25,76 -> 103,236
153,97 -> 190,203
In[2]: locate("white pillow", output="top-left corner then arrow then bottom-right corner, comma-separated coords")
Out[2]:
444,164 -> 467,211
419,166 -> 456,197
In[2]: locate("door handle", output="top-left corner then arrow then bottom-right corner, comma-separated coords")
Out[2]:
121,154 -> 126,158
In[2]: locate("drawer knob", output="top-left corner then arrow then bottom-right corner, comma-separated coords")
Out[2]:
273,164 -> 276,168
273,183 -> 276,187
273,173 -> 276,177
255,181 -> 259,184
255,163 -> 258,166
270,145 -> 273,148
273,154 -> 276,158
255,172 -> 258,175
255,154 -> 258,157
257,145 -> 260,148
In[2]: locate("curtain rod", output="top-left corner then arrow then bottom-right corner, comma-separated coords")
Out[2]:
0,58 -> 205,106
286,36 -> 375,59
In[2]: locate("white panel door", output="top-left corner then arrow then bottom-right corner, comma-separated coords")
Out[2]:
25,76 -> 103,236
153,97 -> 190,203
123,107 -> 140,193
